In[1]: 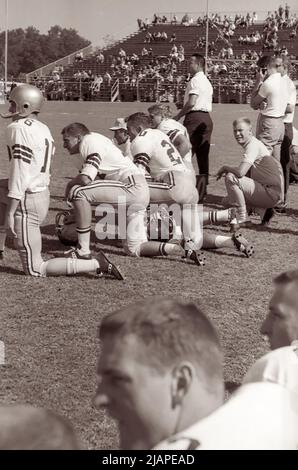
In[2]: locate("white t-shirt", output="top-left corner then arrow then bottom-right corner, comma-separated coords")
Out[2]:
258,72 -> 289,117
242,136 -> 284,191
184,71 -> 213,112
283,75 -> 296,124
154,383 -> 298,450
243,344 -> 298,395
78,132 -> 141,182
130,128 -> 187,180
6,118 -> 55,199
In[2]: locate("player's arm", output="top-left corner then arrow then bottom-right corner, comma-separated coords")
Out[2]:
131,138 -> 151,175
65,174 -> 92,198
5,197 -> 19,238
217,161 -> 252,179
250,71 -> 266,110
173,94 -> 197,121
172,133 -> 191,158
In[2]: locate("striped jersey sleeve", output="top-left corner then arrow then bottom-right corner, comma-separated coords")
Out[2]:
80,138 -> 103,181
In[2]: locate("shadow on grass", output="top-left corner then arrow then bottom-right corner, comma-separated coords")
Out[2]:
0,265 -> 24,275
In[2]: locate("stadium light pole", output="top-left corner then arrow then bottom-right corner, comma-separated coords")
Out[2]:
4,0 -> 8,94
205,0 -> 209,75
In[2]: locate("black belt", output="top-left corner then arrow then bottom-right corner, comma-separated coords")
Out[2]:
188,110 -> 209,114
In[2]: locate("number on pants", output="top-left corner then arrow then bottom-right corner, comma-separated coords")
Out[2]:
161,139 -> 182,165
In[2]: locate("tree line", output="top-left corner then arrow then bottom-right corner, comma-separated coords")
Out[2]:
0,25 -> 90,78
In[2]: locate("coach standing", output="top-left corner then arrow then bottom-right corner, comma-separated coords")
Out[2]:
174,54 -> 213,201
276,56 -> 296,212
250,55 -> 288,161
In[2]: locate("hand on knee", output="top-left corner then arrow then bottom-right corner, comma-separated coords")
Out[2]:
225,172 -> 239,185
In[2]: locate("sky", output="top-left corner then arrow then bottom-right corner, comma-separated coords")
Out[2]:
0,0 -> 297,46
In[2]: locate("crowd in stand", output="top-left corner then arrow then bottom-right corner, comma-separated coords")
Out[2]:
28,6 -> 298,102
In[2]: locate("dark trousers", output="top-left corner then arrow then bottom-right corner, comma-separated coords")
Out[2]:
280,122 -> 293,201
184,111 -> 213,185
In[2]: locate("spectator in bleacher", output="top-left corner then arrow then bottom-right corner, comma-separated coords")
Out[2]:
162,15 -> 167,23
104,71 -> 112,86
285,4 -> 290,20
289,28 -> 297,39
145,31 -> 153,43
141,47 -> 148,56
181,13 -> 190,26
252,12 -> 258,24
170,32 -> 176,42
75,52 -> 83,62
161,31 -> 168,41
118,48 -> 126,59
148,48 -> 153,57
96,52 -> 105,64
250,55 -> 289,161
145,18 -> 150,28
171,15 -> 177,25
173,53 -> 213,200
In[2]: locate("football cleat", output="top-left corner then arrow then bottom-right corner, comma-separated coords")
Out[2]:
232,232 -> 254,258
96,250 -> 124,280
63,247 -> 92,260
183,249 -> 206,266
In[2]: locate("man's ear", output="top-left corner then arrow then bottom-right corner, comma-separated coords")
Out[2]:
171,362 -> 196,408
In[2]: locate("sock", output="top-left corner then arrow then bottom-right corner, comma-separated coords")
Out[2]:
42,258 -> 99,276
236,207 -> 248,223
76,226 -> 91,254
203,209 -> 231,225
139,241 -> 183,257
202,233 -> 234,250
0,226 -> 7,252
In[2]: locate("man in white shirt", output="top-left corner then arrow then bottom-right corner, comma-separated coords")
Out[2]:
217,118 -> 284,229
243,269 -> 298,398
276,56 -> 296,212
154,382 -> 298,450
109,117 -> 132,160
250,55 -> 289,161
94,297 -> 225,450
174,54 -> 213,201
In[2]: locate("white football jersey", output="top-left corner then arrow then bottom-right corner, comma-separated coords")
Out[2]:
6,118 -> 54,200
243,344 -> 298,395
78,132 -> 141,182
154,383 -> 298,450
157,118 -> 197,176
130,128 -> 187,179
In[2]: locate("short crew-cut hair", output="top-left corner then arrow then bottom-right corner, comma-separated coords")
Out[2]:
274,270 -> 298,285
191,53 -> 205,69
61,122 -> 90,137
126,112 -> 151,129
148,104 -> 172,118
99,297 -> 223,392
233,117 -> 252,127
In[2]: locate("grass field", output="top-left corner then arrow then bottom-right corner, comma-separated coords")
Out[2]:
0,101 -> 298,449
